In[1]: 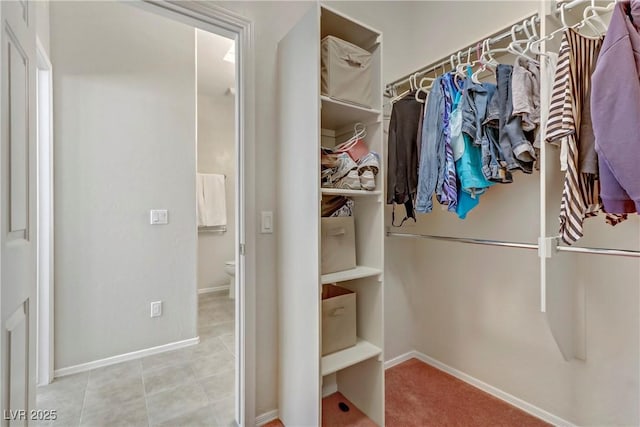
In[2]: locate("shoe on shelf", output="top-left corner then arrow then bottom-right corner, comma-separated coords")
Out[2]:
322,152 -> 358,187
357,151 -> 380,191
334,170 -> 361,190
321,168 -> 335,188
359,170 -> 376,191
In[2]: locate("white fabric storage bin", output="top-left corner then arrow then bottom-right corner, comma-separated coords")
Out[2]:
322,284 -> 357,356
321,36 -> 372,108
321,216 -> 356,274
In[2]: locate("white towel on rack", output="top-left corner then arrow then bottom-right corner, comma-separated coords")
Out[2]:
197,173 -> 227,227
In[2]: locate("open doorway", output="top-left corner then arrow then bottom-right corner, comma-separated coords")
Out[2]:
195,28 -> 238,423
34,2 -> 253,426
36,36 -> 54,389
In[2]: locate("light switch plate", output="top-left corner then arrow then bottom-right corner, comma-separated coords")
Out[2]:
150,301 -> 162,318
261,211 -> 273,233
150,209 -> 168,225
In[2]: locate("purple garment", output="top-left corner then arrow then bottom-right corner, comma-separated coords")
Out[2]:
437,73 -> 458,212
591,0 -> 640,214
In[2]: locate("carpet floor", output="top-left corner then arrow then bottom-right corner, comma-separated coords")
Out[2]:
384,358 -> 550,427
266,358 -> 550,427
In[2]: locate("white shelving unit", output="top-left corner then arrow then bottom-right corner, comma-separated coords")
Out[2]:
277,4 -> 384,426
321,188 -> 382,197
321,266 -> 382,285
321,338 -> 382,376
321,95 -> 382,129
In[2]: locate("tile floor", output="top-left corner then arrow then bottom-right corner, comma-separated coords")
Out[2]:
35,292 -> 236,427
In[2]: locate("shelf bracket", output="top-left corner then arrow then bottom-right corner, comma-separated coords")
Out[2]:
538,236 -> 558,259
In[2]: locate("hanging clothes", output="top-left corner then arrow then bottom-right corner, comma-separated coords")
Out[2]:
454,70 -> 494,219
416,76 -> 446,213
591,0 -> 640,214
387,94 -> 422,225
486,64 -> 536,174
512,57 -> 540,135
546,29 -> 626,245
437,73 -> 459,213
482,83 -> 513,183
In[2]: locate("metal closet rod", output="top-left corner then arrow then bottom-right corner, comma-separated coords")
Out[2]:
387,232 -> 640,258
556,245 -> 640,258
384,14 -> 540,96
386,232 -> 538,250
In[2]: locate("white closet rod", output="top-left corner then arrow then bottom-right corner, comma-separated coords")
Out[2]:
386,232 -> 539,250
387,232 -> 640,258
384,14 -> 540,97
556,0 -> 593,13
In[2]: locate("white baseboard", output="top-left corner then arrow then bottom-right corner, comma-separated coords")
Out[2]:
54,337 -> 200,378
387,351 -> 574,427
322,382 -> 338,399
255,409 -> 278,426
384,351 -> 417,370
198,285 -> 229,295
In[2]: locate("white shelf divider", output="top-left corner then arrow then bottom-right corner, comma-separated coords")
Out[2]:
321,95 -> 381,130
321,265 -> 382,285
321,338 -> 382,376
321,188 -> 381,197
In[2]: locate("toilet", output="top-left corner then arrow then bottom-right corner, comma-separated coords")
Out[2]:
224,260 -> 235,299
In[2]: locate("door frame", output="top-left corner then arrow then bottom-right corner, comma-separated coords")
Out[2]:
138,2 -> 256,426
35,36 -> 54,387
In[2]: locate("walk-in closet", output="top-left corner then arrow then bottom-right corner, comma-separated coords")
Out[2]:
276,1 -> 640,426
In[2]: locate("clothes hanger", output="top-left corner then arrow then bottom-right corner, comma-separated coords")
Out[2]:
483,37 -> 508,67
528,16 -> 547,57
474,40 -> 491,82
415,73 -> 434,104
560,0 -> 615,39
522,17 -> 542,60
582,0 -> 614,35
507,22 -> 539,63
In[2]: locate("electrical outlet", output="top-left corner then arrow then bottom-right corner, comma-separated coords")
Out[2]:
150,301 -> 162,318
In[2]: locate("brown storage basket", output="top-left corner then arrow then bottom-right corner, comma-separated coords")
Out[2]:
322,284 -> 357,356
321,216 -> 356,275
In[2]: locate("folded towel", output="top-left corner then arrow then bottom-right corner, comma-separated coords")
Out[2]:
197,173 -> 227,227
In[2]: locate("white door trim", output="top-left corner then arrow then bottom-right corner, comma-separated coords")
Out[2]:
35,36 -> 54,388
138,2 -> 256,426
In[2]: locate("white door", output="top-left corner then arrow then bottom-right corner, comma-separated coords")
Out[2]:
1,0 -> 37,425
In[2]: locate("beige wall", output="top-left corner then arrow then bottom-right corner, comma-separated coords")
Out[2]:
47,1 -> 639,424
221,1 -> 638,424
380,2 -> 640,426
196,31 -> 236,290
51,2 -> 197,368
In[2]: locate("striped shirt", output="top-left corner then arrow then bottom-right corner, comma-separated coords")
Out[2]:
546,29 -> 626,245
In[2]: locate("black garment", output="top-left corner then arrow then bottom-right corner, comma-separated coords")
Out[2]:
387,95 -> 423,225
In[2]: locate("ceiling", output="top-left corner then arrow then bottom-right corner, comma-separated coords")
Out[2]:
196,29 -> 235,97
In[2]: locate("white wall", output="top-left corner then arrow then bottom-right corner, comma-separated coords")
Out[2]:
211,1 -> 427,414
377,2 -> 640,426
51,2 -> 197,368
212,1 -> 639,424
196,31 -> 236,290
209,2 -> 319,414
35,0 -> 50,55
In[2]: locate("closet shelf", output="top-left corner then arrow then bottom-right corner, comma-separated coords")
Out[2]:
321,266 -> 382,284
321,338 -> 382,376
321,188 -> 382,197
321,96 -> 381,130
